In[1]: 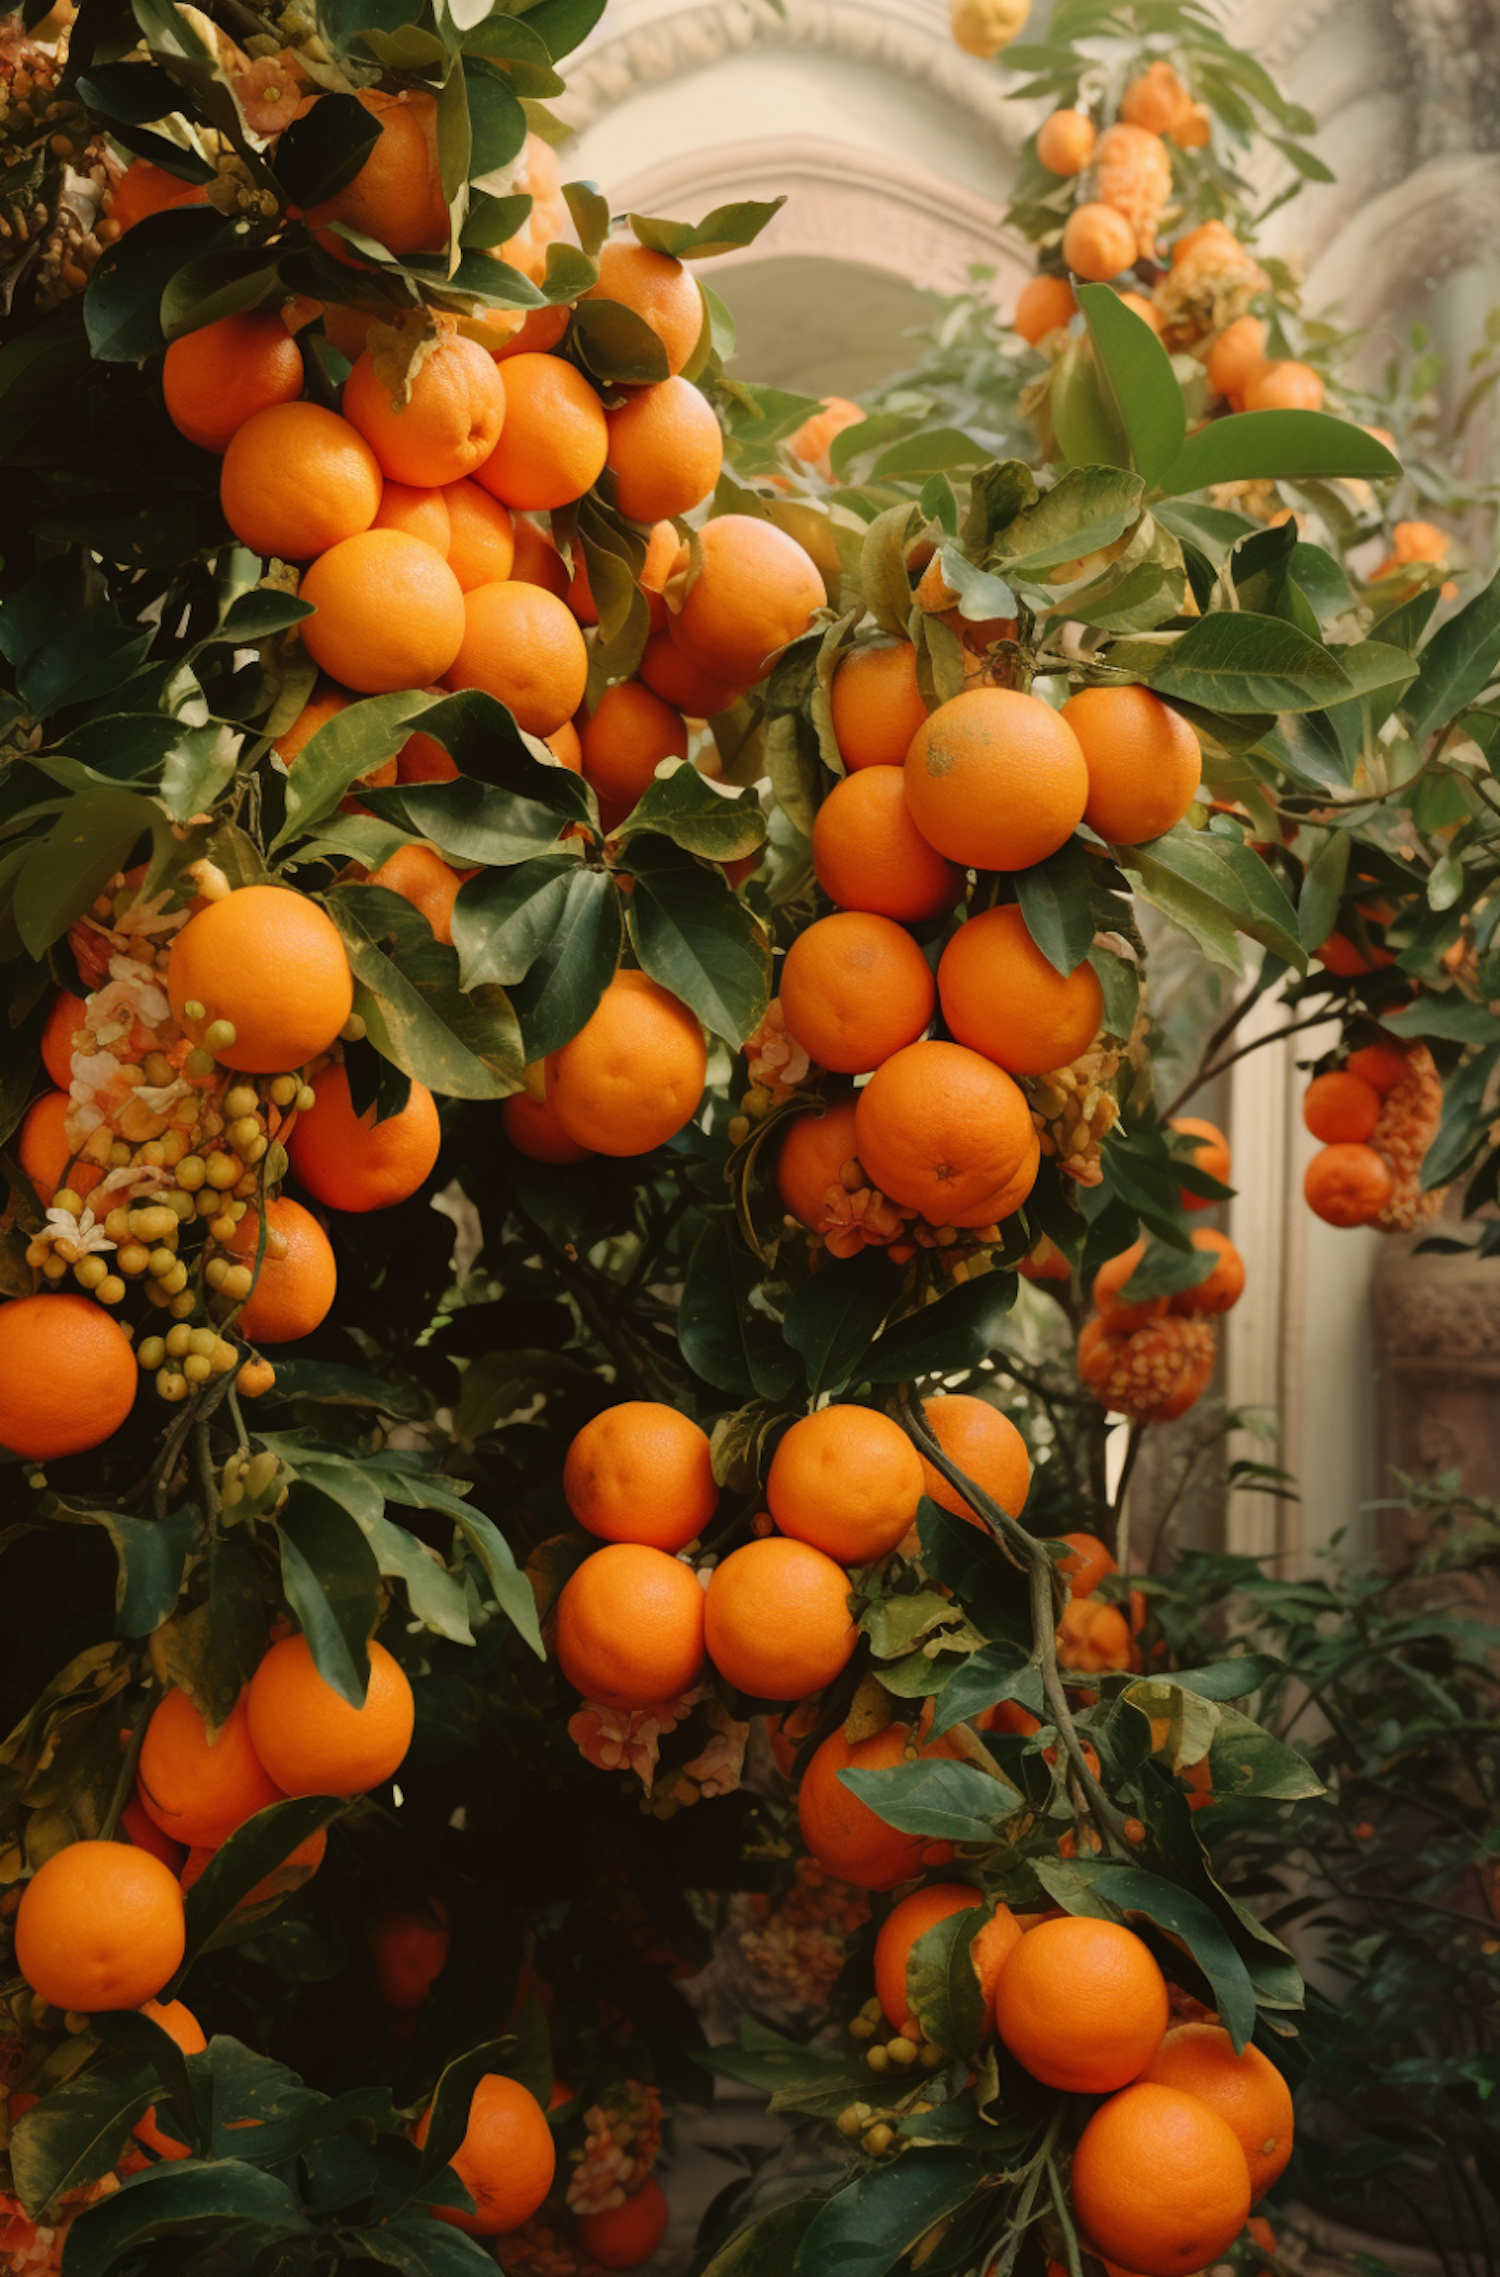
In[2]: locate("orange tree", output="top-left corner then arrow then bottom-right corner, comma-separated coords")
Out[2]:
3,0 -> 1500,2273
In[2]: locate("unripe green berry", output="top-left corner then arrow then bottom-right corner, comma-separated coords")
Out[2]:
182,1354 -> 212,1384
156,1368 -> 189,1402
205,1020 -> 237,1053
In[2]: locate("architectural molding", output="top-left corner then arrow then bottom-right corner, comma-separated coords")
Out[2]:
606,135 -> 1024,293
557,0 -> 1023,141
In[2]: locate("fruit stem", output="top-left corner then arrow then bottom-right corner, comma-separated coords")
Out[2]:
897,1387 -> 1134,1856
1044,2150 -> 1085,2277
100,1677 -> 160,1841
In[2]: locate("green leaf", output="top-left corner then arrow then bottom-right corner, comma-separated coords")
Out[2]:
926,1643 -> 1035,1737
571,296 -> 671,385
792,2152 -> 987,2276
1382,995 -> 1498,1043
274,93 -> 381,208
460,190 -> 533,249
276,1485 -> 381,1709
917,1505 -> 1030,1644
703,2201 -> 823,2277
1049,335 -> 1131,472
628,199 -> 785,260
13,790 -> 166,959
1121,1237 -> 1213,1303
519,0 -> 606,59
1156,410 -> 1401,497
1014,838 -> 1096,974
1136,611 -> 1351,713
679,1217 -> 799,1401
870,427 -> 989,481
85,209 -> 231,361
1078,284 -> 1186,485
327,884 -> 523,1101
864,1274 -> 1018,1384
782,1248 -> 894,1397
11,2059 -> 155,2218
1297,831 -> 1350,954
993,466 -> 1144,576
1402,568 -> 1500,741
1151,1656 -> 1281,1700
1419,1038 -> 1500,1188
858,503 -> 919,639
463,55 -> 527,186
1090,940 -> 1140,1039
99,1505 -> 199,1637
272,691 -> 436,848
908,1905 -> 989,2061
160,247 -> 282,341
1205,1702 -> 1322,1800
452,860 -> 621,1061
622,835 -> 771,1043
613,764 -> 766,861
179,1798 -> 347,1973
59,2160 -> 312,2277
838,1758 -> 1013,1844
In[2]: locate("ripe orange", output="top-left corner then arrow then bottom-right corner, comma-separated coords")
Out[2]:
110,158 -> 208,231
1171,1227 -> 1244,1316
1121,59 -> 1194,133
670,514 -> 825,685
1303,1069 -> 1380,1143
228,1195 -> 338,1344
443,580 -> 588,737
578,680 -> 687,813
812,767 -> 961,924
767,1405 -> 923,1564
220,402 -> 381,561
1345,1040 -> 1410,1095
1063,202 -> 1138,280
370,1900 -> 449,2011
854,1040 -> 1034,1227
789,394 -> 865,472
1169,1115 -> 1230,1209
306,87 -> 447,261
133,1998 -> 206,2160
798,1721 -> 949,1889
575,2175 -> 669,2270
442,478 -> 514,590
168,884 -> 353,1073
15,1840 -> 185,2010
605,375 -> 723,522
287,1060 -> 441,1212
829,640 -> 929,770
1037,108 -> 1096,175
366,843 -> 467,946
247,1633 -> 414,1795
917,1393 -> 1031,1525
415,2072 -> 556,2237
582,240 -> 704,375
1118,289 -> 1163,332
546,970 -> 706,1156
705,1537 -> 858,1699
875,1885 -> 1022,2032
372,481 -> 451,553
138,1687 -> 284,1849
472,353 -> 607,510
992,1915 -> 1167,2091
491,300 -> 571,362
163,311 -> 303,454
905,688 -> 1088,871
563,1400 -> 718,1553
41,989 -> 85,1090
343,334 -> 504,487
0,1293 -> 135,1461
1303,1141 -> 1393,1227
1057,1530 -> 1115,1598
779,912 -> 936,1075
501,1090 -> 593,1164
1135,2021 -> 1293,2197
547,720 -> 583,771
1013,274 -> 1077,345
1244,359 -> 1323,411
17,1089 -> 99,1202
300,529 -> 467,695
1093,1238 -> 1166,1332
273,683 -> 359,772
776,1098 -> 863,1230
1070,2082 -> 1252,2277
555,1542 -> 707,1708
937,904 -> 1102,1077
639,626 -> 743,717
1060,686 -> 1202,846
1205,314 -> 1268,406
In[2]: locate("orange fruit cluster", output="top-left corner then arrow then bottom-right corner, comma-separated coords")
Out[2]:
1302,1038 -> 1442,1232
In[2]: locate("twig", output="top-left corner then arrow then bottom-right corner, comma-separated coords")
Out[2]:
1164,1010 -> 1338,1118
1159,983 -> 1266,1121
1045,2154 -> 1084,2277
100,1680 -> 159,1840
